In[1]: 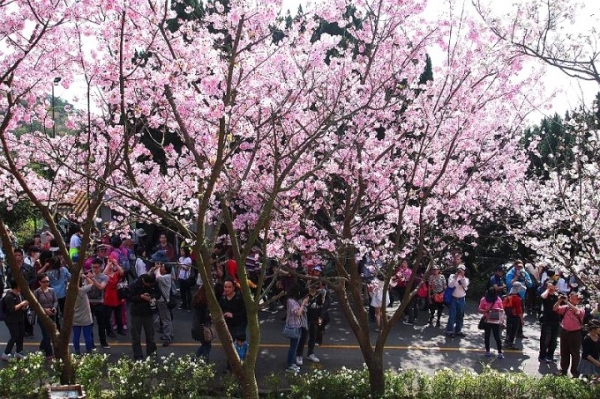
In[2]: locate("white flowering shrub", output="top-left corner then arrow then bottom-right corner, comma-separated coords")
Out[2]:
286,365 -> 600,399
105,353 -> 214,398
0,352 -> 51,398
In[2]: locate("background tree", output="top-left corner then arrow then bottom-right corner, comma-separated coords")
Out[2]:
474,0 -> 600,84
512,94 -> 600,293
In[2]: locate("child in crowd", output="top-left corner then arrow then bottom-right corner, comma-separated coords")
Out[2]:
234,333 -> 248,363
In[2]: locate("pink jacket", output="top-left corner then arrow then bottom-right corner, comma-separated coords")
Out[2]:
478,297 -> 504,324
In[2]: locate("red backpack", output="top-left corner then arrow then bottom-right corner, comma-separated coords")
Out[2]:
502,295 -> 515,317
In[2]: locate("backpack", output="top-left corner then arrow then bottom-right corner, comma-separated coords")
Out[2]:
503,295 -> 515,317
117,278 -> 131,300
110,246 -> 130,272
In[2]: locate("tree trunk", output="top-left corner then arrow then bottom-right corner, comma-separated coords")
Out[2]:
366,358 -> 385,398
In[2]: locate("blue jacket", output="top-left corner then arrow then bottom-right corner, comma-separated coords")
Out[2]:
505,268 -> 532,299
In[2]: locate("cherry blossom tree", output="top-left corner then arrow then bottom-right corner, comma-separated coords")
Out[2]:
513,100 -> 600,293
260,2 -> 547,393
474,0 -> 600,292
0,0 -> 130,383
473,0 -> 600,84
81,1 -> 446,395
1,0 -> 547,396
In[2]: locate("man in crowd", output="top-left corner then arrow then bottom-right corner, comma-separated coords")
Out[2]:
489,265 -> 507,295
69,228 -> 83,261
505,260 -> 533,339
154,233 -> 175,262
128,273 -> 161,361
553,291 -> 585,378
538,280 -> 560,363
86,258 -> 110,349
445,264 -> 469,338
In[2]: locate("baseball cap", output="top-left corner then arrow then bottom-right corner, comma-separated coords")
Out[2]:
456,265 -> 466,271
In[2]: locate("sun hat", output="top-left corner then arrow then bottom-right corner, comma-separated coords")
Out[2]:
509,282 -> 526,295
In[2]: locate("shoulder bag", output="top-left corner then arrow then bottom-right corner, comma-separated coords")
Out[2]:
203,322 -> 216,342
282,324 -> 301,339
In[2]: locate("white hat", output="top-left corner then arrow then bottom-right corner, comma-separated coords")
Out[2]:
314,265 -> 323,272
510,282 -> 526,295
456,264 -> 466,271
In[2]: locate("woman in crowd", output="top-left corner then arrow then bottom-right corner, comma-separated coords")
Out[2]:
42,252 -> 70,329
1,280 -> 28,361
428,265 -> 446,328
578,319 -> 600,377
103,257 -> 126,337
177,246 -> 194,310
285,283 -> 308,372
478,287 -> 504,359
33,273 -> 58,360
369,274 -> 388,333
72,273 -> 95,355
191,285 -> 212,360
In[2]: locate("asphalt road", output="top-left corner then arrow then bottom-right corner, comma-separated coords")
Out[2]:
1,296 -> 557,388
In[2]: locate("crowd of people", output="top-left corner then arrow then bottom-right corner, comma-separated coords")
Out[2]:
0,229 -> 331,371
2,230 -> 600,380
0,229 -> 192,361
361,253 -> 600,380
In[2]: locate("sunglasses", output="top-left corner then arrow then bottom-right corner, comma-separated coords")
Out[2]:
41,280 -> 50,283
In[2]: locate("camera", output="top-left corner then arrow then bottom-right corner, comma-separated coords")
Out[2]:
559,295 -> 567,301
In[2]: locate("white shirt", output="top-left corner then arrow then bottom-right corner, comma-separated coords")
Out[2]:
557,277 -> 569,294
135,258 -> 147,278
177,256 -> 192,280
448,273 -> 469,298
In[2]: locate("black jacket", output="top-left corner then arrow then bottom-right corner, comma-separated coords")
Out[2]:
2,291 -> 26,323
128,276 -> 161,317
191,302 -> 210,342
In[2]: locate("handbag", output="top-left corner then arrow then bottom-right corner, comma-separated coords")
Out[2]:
282,324 -> 301,339
443,286 -> 455,305
433,293 -> 444,303
477,315 -> 486,330
203,323 -> 216,342
117,280 -> 130,300
27,308 -> 37,326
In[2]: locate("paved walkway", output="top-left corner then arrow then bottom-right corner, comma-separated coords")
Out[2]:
1,295 -> 559,387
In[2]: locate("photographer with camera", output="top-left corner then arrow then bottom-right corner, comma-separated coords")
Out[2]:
553,291 -> 585,377
538,281 -> 561,363
128,272 -> 161,360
